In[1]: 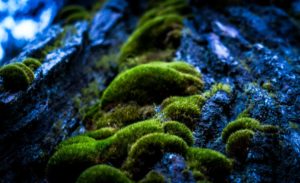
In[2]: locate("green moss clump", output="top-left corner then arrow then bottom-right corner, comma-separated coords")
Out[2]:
76,165 -> 132,183
202,83 -> 232,99
163,121 -> 194,146
138,171 -> 165,183
46,143 -> 99,183
221,117 -> 260,143
100,119 -> 164,165
96,103 -> 155,129
123,133 -> 188,180
118,14 -> 183,67
83,127 -> 117,140
0,63 -> 34,91
58,5 -> 91,24
23,58 -> 41,71
226,129 -> 255,161
258,124 -> 279,134
101,62 -> 204,109
56,136 -> 96,150
186,148 -> 233,182
162,95 -> 205,129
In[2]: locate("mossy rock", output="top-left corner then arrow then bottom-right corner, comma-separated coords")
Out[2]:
123,133 -> 188,180
46,143 -> 99,183
76,164 -> 132,183
56,136 -> 96,150
96,103 -> 155,129
226,129 -> 255,161
202,83 -> 232,99
101,62 -> 203,109
118,14 -> 183,67
186,148 -> 233,182
0,63 -> 34,91
222,117 -> 260,143
83,127 -> 117,140
23,58 -> 41,71
163,121 -> 194,146
138,171 -> 165,183
162,95 -> 205,129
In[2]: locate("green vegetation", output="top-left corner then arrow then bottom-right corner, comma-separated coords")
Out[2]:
101,62 -> 203,109
83,127 -> 117,140
163,121 -> 194,146
202,83 -> 232,99
76,165 -> 132,183
186,148 -> 233,182
226,129 -> 255,161
58,5 -> 91,24
118,15 -> 183,68
123,133 -> 188,180
221,117 -> 260,143
0,63 -> 34,91
162,95 -> 205,129
23,58 -> 41,71
47,143 -> 99,183
138,171 -> 165,183
56,136 -> 96,150
96,103 -> 155,129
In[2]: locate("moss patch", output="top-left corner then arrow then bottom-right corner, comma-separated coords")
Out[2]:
23,58 -> 41,71
163,121 -> 194,146
83,127 -> 117,140
76,165 -> 132,183
101,61 -> 203,109
0,63 -> 34,91
123,133 -> 188,180
138,171 -> 165,183
226,129 -> 255,161
162,95 -> 205,129
186,148 -> 233,182
202,83 -> 232,99
221,117 -> 260,143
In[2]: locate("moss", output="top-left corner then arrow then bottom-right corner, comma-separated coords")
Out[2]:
226,129 -> 255,161
236,105 -> 253,119
46,143 -> 99,183
191,170 -> 210,182
101,62 -> 203,109
118,14 -> 183,67
76,165 -> 132,183
163,121 -> 194,146
222,117 -> 260,143
138,2 -> 189,27
100,119 -> 164,165
138,171 -> 165,183
23,58 -> 41,71
56,136 -> 96,150
96,103 -> 155,129
202,83 -> 232,99
83,127 -> 117,140
58,5 -> 90,24
147,0 -> 186,10
123,133 -> 188,180
0,63 -> 34,91
258,125 -> 279,133
186,148 -> 233,182
162,95 -> 205,129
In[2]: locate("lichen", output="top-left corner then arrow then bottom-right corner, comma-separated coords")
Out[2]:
122,133 -> 188,180
101,61 -> 204,109
161,95 -> 205,129
76,165 -> 132,183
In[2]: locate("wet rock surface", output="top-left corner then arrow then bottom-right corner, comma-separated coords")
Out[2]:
0,0 -> 300,182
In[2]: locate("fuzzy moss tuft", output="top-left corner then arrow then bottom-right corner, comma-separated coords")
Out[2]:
101,62 -> 203,109
83,127 -> 117,140
186,148 -> 233,182
96,103 -> 155,129
138,171 -> 165,183
226,129 -> 255,161
56,136 -> 96,150
118,14 -> 183,67
123,133 -> 188,180
0,63 -> 34,91
202,83 -> 232,99
23,58 -> 41,71
76,164 -> 132,183
46,143 -> 99,183
163,121 -> 194,146
221,117 -> 260,143
162,95 -> 205,129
